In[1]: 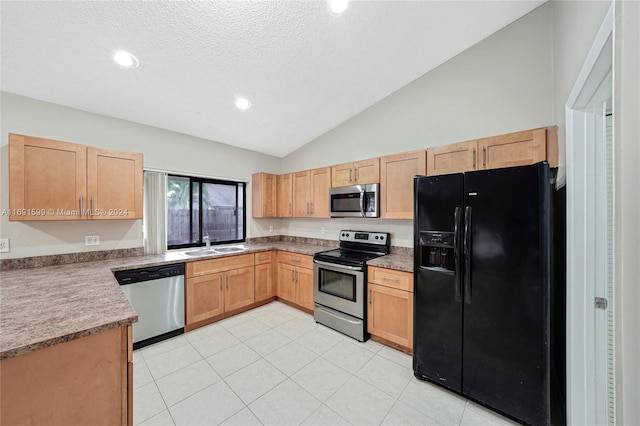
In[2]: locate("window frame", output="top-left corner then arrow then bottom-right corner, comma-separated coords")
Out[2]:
167,174 -> 246,250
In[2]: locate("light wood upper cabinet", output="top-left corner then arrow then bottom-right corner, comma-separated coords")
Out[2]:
426,127 -> 558,176
292,167 -> 331,218
310,167 -> 330,218
379,150 -> 426,219
9,134 -> 143,221
427,140 -> 478,176
252,173 -> 277,218
87,147 -> 143,220
331,158 -> 380,187
292,170 -> 311,217
9,134 -> 86,221
277,173 -> 293,217
478,127 -> 550,170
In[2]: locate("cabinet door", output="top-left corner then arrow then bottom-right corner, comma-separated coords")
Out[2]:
252,173 -> 277,218
295,267 -> 315,311
368,283 -> 413,350
380,150 -> 427,219
478,128 -> 547,170
87,147 -> 143,220
354,158 -> 380,185
292,170 -> 311,217
9,134 -> 86,221
310,167 -> 331,218
277,263 -> 297,303
254,263 -> 274,302
427,140 -> 478,176
277,173 -> 293,217
225,267 -> 255,311
331,162 -> 354,187
186,273 -> 225,324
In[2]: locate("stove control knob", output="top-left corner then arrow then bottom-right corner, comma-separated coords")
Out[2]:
341,233 -> 345,237
346,233 -> 350,237
374,236 -> 379,240
380,235 -> 385,240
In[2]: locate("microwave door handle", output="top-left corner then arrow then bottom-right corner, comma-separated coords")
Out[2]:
359,189 -> 366,217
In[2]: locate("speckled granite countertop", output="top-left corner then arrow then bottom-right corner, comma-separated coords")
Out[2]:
367,253 -> 414,273
0,242 -> 331,360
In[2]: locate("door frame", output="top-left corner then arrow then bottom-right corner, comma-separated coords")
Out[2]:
564,4 -> 614,425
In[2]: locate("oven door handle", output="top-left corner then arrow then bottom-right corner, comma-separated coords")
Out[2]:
359,189 -> 366,217
313,260 -> 363,271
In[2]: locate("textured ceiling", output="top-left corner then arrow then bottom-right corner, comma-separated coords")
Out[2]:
1,1 -> 545,157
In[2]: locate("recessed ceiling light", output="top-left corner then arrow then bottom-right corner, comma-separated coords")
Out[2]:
328,0 -> 349,16
235,98 -> 251,110
113,50 -> 139,68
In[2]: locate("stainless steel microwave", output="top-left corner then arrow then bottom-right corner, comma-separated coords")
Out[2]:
329,184 -> 379,218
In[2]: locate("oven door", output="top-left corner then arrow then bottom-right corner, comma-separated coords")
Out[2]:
313,260 -> 364,319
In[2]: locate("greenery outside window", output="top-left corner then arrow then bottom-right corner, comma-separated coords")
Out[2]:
167,175 -> 245,249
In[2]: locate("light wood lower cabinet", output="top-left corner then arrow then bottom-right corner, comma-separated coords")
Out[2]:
254,251 -> 276,302
0,326 -> 133,425
186,255 -> 255,325
277,251 -> 314,311
186,273 -> 225,323
368,267 -> 414,351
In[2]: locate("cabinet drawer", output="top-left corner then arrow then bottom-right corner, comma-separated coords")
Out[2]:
277,251 -> 313,269
368,266 -> 413,292
254,251 -> 274,265
187,254 -> 254,277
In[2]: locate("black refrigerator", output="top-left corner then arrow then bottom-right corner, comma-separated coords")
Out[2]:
413,162 -> 552,425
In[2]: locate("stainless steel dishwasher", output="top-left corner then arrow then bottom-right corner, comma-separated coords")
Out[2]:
115,263 -> 185,350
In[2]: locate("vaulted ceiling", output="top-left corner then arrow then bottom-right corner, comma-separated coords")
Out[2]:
1,1 -> 545,157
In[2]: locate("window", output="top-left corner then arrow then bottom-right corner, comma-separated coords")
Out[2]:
167,175 -> 245,249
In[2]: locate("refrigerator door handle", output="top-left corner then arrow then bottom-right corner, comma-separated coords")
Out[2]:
463,206 -> 472,304
454,207 -> 462,302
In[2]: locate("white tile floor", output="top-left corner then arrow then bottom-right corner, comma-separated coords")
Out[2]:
133,301 -> 517,426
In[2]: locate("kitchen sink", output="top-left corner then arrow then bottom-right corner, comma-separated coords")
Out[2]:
214,246 -> 246,253
183,249 -> 217,256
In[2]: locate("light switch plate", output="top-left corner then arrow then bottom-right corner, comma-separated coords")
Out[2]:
0,238 -> 9,253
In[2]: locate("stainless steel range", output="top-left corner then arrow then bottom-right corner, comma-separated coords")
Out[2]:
313,230 -> 390,341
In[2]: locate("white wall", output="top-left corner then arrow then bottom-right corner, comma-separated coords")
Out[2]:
280,3 -> 554,246
0,92 -> 282,259
614,1 -> 640,423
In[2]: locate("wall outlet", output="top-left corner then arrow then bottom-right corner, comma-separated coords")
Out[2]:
321,227 -> 326,234
85,235 -> 100,246
0,238 -> 9,253
269,225 -> 274,232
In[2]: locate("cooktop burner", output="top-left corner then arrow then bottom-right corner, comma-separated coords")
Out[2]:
314,248 -> 383,263
313,230 -> 390,267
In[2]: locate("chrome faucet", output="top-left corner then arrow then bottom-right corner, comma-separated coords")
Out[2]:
203,234 -> 210,249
